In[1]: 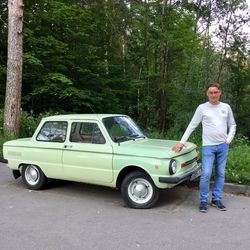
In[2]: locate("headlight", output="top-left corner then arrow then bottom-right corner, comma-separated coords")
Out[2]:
169,159 -> 177,175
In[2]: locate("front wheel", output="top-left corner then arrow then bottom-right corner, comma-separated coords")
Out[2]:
121,171 -> 159,209
21,165 -> 47,190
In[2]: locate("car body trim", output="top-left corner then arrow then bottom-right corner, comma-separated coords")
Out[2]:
3,145 -> 174,160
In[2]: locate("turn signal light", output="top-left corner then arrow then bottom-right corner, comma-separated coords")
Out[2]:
181,156 -> 200,168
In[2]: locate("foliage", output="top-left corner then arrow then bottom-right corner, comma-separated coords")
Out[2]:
0,0 -> 250,182
0,0 -> 249,134
0,109 -> 39,138
226,136 -> 250,185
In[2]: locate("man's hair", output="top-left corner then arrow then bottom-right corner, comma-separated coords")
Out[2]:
206,83 -> 221,90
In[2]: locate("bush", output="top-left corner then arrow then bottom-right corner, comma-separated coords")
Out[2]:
226,136 -> 250,185
0,110 -> 40,156
20,112 -> 40,137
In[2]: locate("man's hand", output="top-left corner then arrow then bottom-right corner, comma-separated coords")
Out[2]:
172,143 -> 184,153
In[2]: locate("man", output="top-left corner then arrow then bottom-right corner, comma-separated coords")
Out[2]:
172,83 -> 236,213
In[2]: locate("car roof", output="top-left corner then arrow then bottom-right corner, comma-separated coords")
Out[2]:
42,114 -> 127,121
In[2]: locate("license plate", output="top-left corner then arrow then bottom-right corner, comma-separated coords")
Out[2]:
190,167 -> 202,181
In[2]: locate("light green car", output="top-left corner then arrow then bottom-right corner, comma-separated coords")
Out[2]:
1,114 -> 201,208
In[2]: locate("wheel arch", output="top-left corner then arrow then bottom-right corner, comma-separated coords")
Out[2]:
116,165 -> 152,189
11,163 -> 26,179
18,163 -> 25,173
18,163 -> 32,175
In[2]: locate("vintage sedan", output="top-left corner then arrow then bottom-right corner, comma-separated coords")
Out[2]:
0,114 -> 201,208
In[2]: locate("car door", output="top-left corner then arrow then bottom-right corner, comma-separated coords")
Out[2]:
34,120 -> 68,178
62,120 -> 114,183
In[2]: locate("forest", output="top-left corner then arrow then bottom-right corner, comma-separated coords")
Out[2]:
0,0 -> 249,135
0,0 -> 250,183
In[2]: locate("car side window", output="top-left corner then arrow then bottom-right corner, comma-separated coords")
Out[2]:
70,122 -> 106,144
36,121 -> 67,142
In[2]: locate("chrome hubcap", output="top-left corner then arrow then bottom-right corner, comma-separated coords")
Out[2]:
25,165 -> 39,185
128,178 -> 153,204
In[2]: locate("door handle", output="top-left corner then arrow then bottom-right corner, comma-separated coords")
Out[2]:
64,145 -> 72,149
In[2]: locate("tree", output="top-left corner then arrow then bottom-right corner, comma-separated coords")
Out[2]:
213,0 -> 249,82
0,0 -> 249,138
3,0 -> 24,136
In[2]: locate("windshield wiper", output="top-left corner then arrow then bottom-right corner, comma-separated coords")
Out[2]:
114,134 -> 146,143
114,136 -> 135,143
133,135 -> 146,139
129,134 -> 146,139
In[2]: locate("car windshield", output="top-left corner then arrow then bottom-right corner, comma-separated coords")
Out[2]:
103,116 -> 146,143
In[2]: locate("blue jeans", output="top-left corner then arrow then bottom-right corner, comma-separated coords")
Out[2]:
200,143 -> 229,202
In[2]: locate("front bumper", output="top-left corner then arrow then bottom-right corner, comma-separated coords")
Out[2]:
0,158 -> 8,164
159,163 -> 201,184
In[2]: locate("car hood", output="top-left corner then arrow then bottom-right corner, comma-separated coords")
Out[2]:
113,138 -> 197,158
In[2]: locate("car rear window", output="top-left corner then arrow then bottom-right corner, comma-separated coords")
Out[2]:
36,121 -> 68,142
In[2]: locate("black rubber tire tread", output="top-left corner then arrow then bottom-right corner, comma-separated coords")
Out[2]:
121,170 -> 159,209
21,165 -> 47,190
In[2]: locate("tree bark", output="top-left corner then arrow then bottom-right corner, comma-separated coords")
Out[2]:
194,0 -> 202,34
158,41 -> 168,132
158,0 -> 168,133
4,0 -> 23,136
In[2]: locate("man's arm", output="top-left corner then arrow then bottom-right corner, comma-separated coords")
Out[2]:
226,106 -> 236,144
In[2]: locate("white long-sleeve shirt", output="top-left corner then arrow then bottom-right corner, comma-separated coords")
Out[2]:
180,102 -> 236,146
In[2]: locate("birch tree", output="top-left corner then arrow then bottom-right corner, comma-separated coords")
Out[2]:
3,0 -> 23,136
214,0 -> 248,82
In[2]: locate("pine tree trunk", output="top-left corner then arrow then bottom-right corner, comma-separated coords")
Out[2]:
3,0 -> 23,136
158,41 -> 168,132
158,0 -> 168,133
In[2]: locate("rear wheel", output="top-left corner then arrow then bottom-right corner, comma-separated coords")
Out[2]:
121,171 -> 159,209
21,165 -> 47,190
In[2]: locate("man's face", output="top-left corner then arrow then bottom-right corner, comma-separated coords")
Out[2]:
207,86 -> 221,104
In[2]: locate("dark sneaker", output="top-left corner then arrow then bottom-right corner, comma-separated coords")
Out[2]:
199,202 -> 208,213
211,200 -> 227,211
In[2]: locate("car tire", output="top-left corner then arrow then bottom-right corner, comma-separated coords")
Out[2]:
121,171 -> 159,209
21,164 -> 47,190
